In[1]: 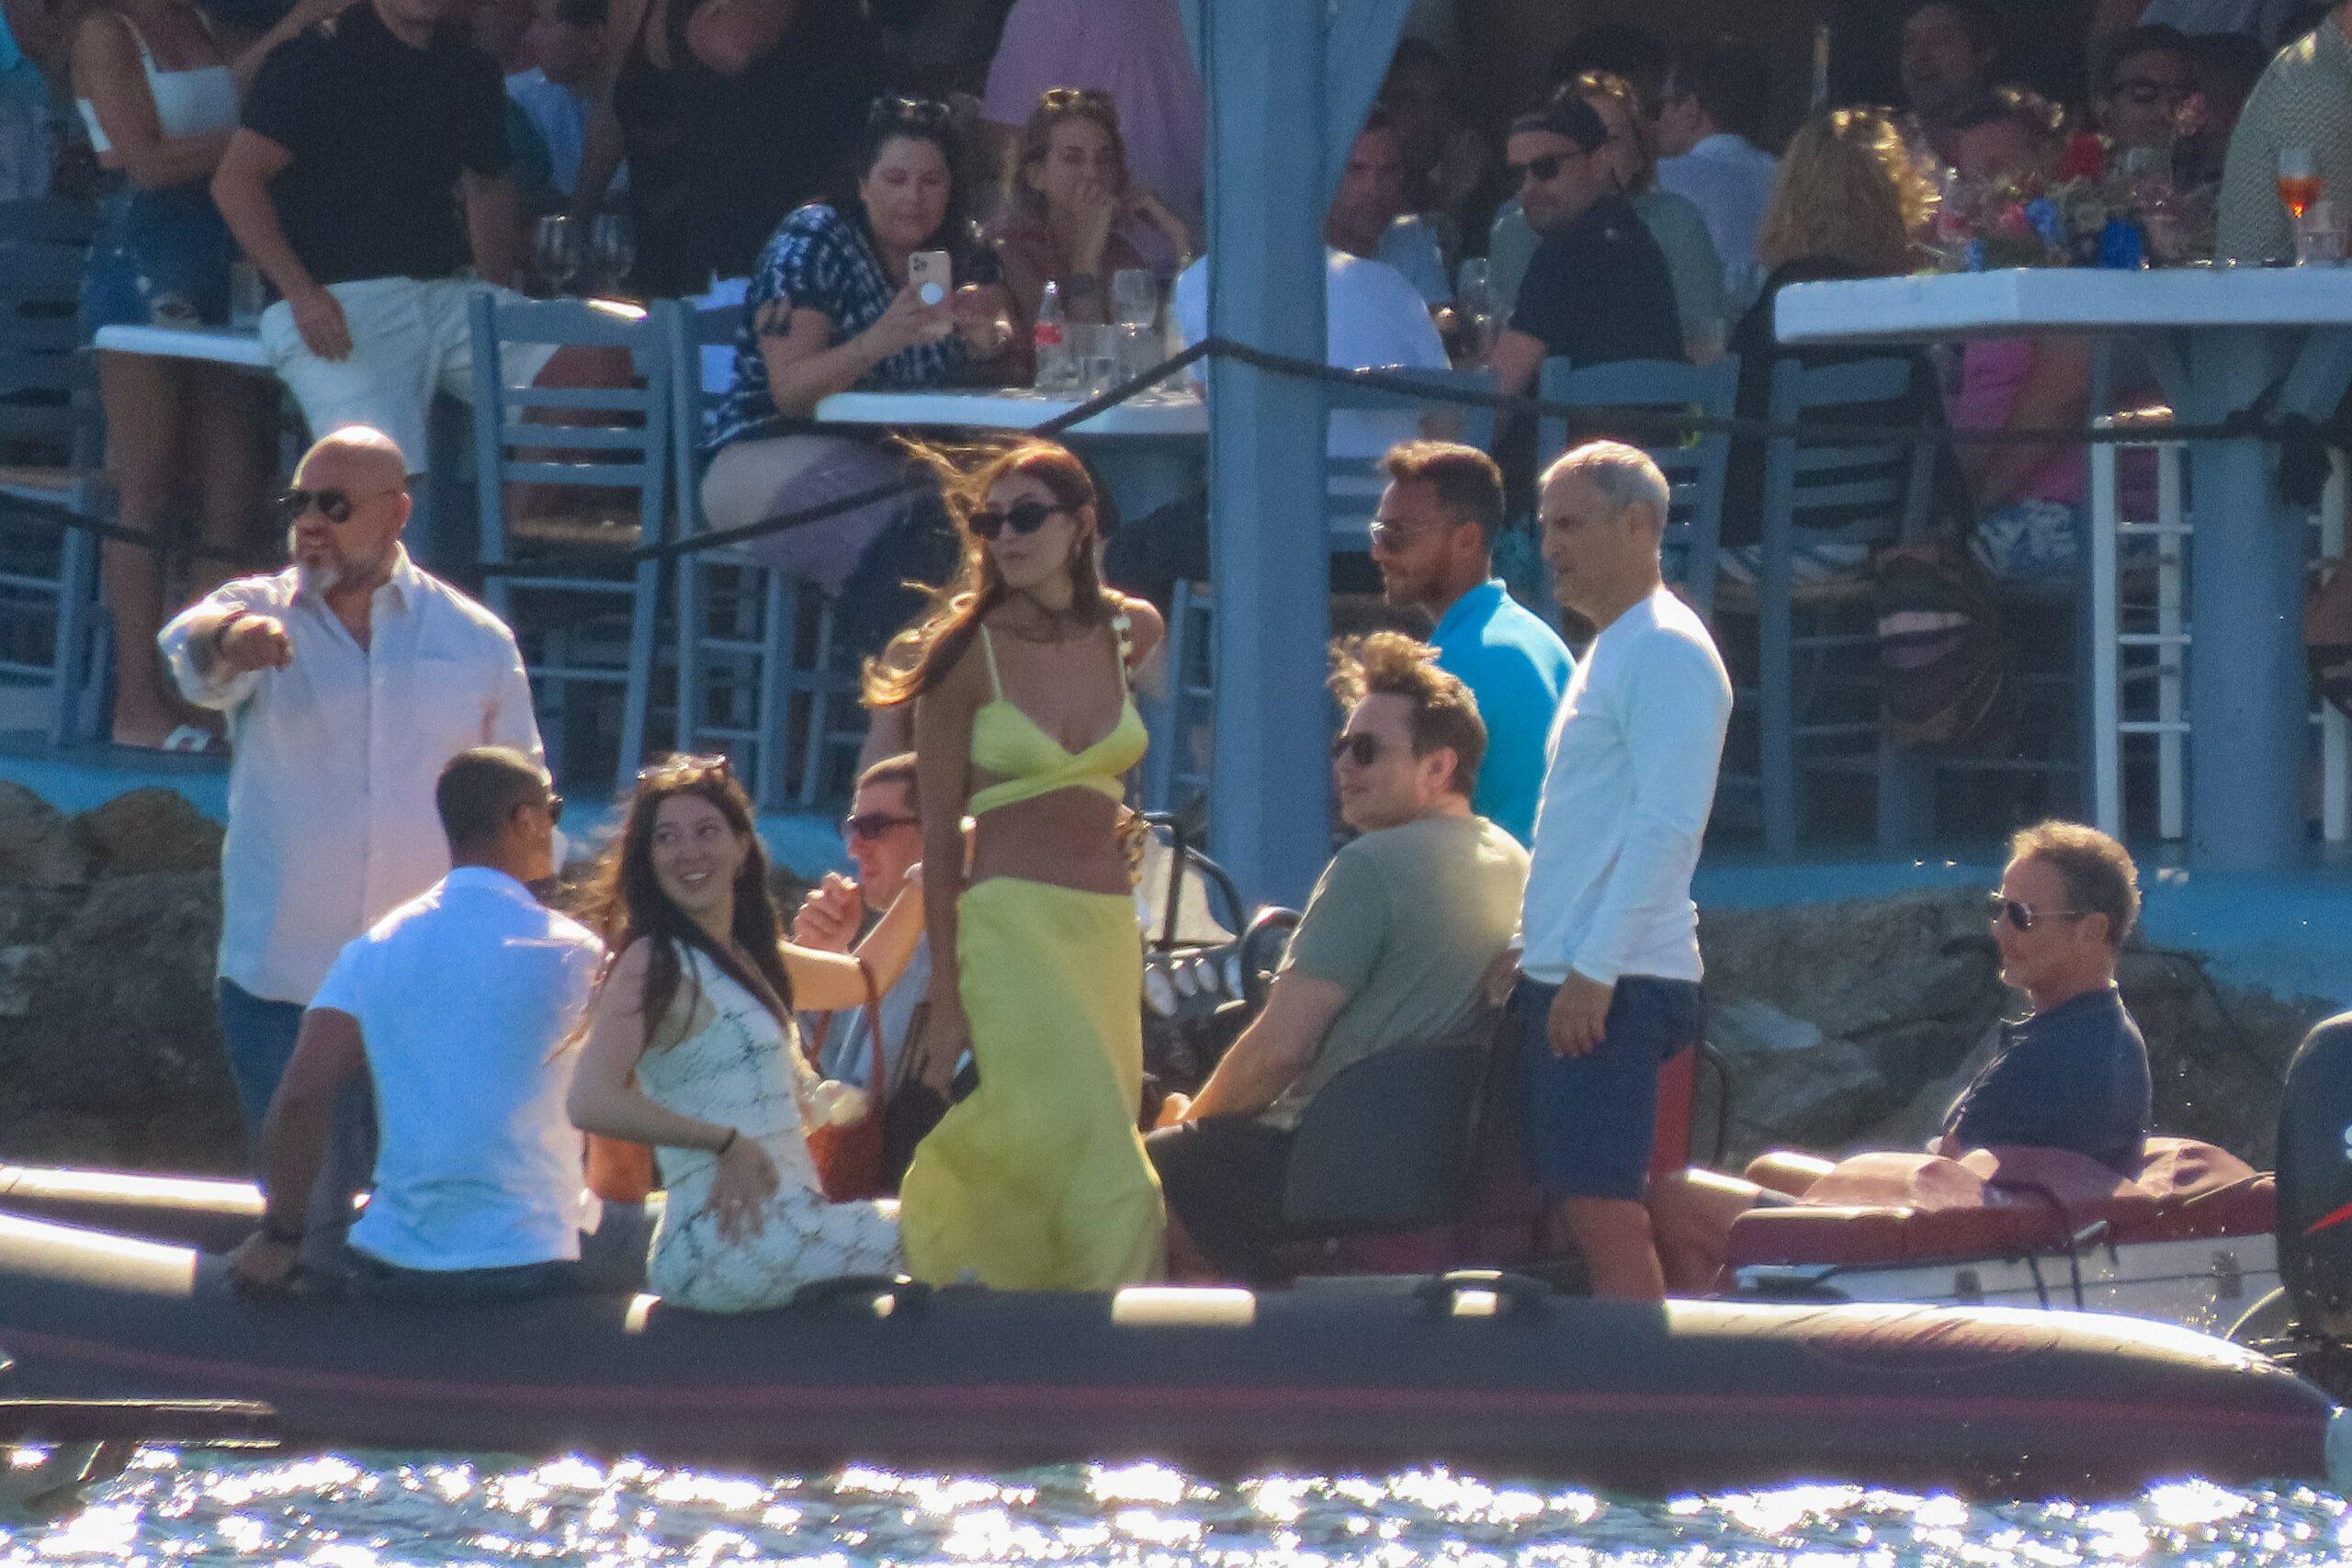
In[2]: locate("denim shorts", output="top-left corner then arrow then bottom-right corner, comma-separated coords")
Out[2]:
78,183 -> 234,338
1513,974 -> 1704,1201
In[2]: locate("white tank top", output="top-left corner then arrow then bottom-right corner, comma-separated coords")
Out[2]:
74,11 -> 237,156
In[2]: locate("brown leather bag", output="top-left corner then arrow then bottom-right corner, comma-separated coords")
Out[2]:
802,957 -> 890,1202
585,1133 -> 654,1204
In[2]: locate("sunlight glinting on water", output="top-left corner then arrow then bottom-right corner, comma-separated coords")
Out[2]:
6,1450 -> 2352,1565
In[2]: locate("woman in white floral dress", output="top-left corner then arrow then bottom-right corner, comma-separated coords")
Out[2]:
568,755 -> 922,1311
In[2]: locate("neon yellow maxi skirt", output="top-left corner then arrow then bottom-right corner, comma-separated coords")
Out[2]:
899,877 -> 1166,1289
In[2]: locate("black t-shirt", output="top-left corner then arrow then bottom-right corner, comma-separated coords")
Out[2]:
1508,193 -> 1684,371
242,2 -> 510,287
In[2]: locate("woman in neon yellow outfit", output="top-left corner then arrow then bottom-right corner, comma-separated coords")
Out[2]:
866,438 -> 1166,1289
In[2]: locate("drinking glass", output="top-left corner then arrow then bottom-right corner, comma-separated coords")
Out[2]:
1070,322 -> 1118,400
2279,147 -> 2322,224
2296,198 -> 2346,267
534,215 -> 582,296
591,213 -> 637,294
1454,257 -> 1497,364
1110,268 -> 1159,387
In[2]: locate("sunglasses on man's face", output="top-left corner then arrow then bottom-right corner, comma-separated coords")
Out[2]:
277,486 -> 397,525
969,500 -> 1068,541
1508,152 -> 1575,186
2113,77 -> 2194,106
1986,891 -> 2089,932
1330,732 -> 1394,767
842,811 -> 919,842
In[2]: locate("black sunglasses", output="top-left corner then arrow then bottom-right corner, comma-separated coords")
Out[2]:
2113,77 -> 2194,106
1330,732 -> 1389,766
842,811 -> 919,841
1986,891 -> 2089,932
277,486 -> 398,525
969,500 -> 1068,541
542,794 -> 565,825
1508,152 -> 1576,185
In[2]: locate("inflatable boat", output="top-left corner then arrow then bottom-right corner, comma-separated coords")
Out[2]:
0,1207 -> 2336,1499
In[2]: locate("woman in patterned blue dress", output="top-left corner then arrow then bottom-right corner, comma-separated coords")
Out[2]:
700,96 -> 1019,653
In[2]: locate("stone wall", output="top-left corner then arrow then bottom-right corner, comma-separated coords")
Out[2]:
0,785 -> 2333,1176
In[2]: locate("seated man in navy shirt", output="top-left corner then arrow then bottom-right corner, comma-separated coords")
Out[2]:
1487,89 -> 1686,402
1649,820 -> 2154,1293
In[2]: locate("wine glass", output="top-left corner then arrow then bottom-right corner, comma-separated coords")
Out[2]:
1110,268 -> 1158,387
590,213 -> 637,296
533,215 -> 582,297
2278,147 -> 2322,222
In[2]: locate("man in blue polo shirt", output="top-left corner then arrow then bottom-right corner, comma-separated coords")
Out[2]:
1368,440 -> 1573,845
1935,819 -> 2152,1170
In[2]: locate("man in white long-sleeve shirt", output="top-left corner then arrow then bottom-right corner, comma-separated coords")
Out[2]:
1513,441 -> 1731,1301
160,425 -> 544,1265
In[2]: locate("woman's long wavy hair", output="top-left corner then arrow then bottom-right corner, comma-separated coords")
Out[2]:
1004,87 -> 1132,229
1757,107 -> 1938,276
581,756 -> 794,1049
863,439 -> 1113,708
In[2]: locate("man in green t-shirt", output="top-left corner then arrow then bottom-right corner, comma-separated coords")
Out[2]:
1147,633 -> 1531,1280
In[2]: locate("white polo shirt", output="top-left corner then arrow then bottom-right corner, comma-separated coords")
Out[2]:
160,549 -> 544,1005
311,867 -> 603,1271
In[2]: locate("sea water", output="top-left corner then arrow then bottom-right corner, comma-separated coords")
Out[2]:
2,1451 -> 2348,1566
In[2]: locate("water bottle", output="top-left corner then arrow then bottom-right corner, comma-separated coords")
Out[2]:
1033,280 -> 1075,393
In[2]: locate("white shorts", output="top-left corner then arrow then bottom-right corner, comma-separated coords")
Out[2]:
258,276 -> 559,474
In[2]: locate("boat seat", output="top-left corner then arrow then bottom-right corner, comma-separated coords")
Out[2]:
1725,1138 -> 2274,1271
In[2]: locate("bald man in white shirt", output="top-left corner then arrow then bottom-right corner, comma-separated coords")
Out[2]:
161,424 -> 544,1268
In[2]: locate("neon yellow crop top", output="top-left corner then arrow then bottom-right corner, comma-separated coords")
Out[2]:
967,623 -> 1147,817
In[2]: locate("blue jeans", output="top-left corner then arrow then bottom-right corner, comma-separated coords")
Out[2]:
216,979 -> 376,1277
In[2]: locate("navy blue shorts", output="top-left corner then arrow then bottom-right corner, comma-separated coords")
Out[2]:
1513,974 -> 1703,1201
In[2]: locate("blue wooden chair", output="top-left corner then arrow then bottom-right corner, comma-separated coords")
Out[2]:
662,299 -> 867,811
1534,355 -> 1739,619
0,197 -> 104,746
467,292 -> 669,797
1716,355 -> 1937,855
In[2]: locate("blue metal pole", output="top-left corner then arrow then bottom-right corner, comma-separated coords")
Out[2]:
1202,0 -> 1330,908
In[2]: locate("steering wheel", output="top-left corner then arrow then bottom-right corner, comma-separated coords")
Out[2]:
1238,908 -> 1301,1014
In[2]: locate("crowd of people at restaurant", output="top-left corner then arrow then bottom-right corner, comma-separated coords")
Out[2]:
0,0 -> 2332,1305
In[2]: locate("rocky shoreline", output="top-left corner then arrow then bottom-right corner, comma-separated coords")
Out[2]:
0,782 -> 2335,1175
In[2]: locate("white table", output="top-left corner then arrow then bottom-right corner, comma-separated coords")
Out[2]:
1778,267 -> 2352,870
814,387 -> 1206,524
92,321 -> 269,370
93,321 -> 478,570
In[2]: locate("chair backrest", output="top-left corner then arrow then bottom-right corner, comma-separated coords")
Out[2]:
660,298 -> 746,536
0,199 -> 99,455
1535,355 -> 1739,616
1279,1007 -> 1504,1234
466,292 -> 672,568
1322,366 -> 1498,547
1759,354 -> 1935,550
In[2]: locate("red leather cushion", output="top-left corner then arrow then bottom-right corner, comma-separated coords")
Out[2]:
2113,1140 -> 2273,1242
1959,1144 -> 2161,1231
1724,1153 -> 2069,1268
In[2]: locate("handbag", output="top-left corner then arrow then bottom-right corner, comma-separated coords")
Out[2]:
801,956 -> 891,1202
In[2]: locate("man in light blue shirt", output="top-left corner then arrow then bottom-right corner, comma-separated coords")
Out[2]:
1655,37 -> 1780,312
1367,440 -> 1572,845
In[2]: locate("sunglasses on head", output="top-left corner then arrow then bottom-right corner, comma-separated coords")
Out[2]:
277,485 -> 398,525
1986,891 -> 2089,932
870,94 -> 953,130
639,752 -> 734,784
842,811 -> 920,841
1330,732 -> 1393,766
969,500 -> 1068,541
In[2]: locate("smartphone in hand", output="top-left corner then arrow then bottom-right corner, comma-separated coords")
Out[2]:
909,249 -> 952,306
